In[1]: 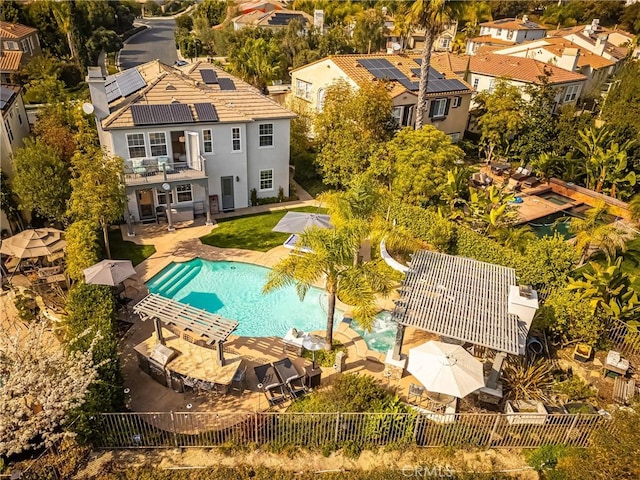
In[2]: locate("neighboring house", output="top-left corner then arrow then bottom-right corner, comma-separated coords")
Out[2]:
237,0 -> 285,14
466,16 -> 547,55
384,18 -> 458,53
87,61 -> 295,222
290,54 -> 472,142
1,85 -> 30,236
231,8 -> 312,31
0,22 -> 42,83
494,37 -> 615,97
431,53 -> 587,109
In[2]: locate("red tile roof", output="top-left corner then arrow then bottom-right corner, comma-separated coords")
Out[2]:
0,50 -> 23,73
469,53 -> 586,84
480,18 -> 546,31
0,21 -> 37,39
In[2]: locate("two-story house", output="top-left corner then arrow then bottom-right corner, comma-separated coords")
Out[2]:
493,37 -> 615,98
231,8 -> 312,31
1,85 -> 30,236
87,61 -> 295,223
384,17 -> 458,53
0,22 -> 41,83
466,16 -> 547,55
290,54 -> 472,142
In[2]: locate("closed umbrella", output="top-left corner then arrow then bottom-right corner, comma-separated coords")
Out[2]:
83,260 -> 137,286
272,212 -> 333,234
0,228 -> 66,259
407,340 -> 484,398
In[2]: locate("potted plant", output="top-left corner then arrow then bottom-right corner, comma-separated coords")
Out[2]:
505,399 -> 548,425
573,343 -> 593,362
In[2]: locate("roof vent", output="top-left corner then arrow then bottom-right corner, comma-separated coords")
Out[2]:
170,97 -> 179,103
165,83 -> 176,91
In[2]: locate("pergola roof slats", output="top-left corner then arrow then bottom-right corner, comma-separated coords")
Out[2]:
393,250 -> 523,355
133,294 -> 238,344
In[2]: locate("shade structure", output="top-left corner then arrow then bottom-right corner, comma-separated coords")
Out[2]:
83,260 -> 137,286
407,341 -> 484,398
0,228 -> 67,259
272,212 -> 333,234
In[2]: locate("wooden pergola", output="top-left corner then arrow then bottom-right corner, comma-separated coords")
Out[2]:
392,250 -> 527,358
133,293 -> 238,365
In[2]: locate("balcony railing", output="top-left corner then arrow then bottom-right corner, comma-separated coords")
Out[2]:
123,156 -> 206,186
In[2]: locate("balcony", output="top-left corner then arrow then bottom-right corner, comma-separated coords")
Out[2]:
124,156 -> 207,186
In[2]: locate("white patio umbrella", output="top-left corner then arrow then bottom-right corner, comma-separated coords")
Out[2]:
83,259 -> 137,286
0,228 -> 66,259
407,340 -> 484,398
272,212 -> 333,234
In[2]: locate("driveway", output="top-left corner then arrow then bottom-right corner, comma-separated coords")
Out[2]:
119,17 -> 178,70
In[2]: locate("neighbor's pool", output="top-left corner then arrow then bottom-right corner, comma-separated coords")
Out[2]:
527,211 -> 573,239
350,310 -> 398,354
147,259 -> 343,338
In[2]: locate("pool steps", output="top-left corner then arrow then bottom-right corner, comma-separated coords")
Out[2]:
149,262 -> 202,298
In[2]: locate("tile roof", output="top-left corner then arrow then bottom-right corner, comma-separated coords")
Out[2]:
429,52 -> 469,75
232,8 -> 312,27
480,18 -> 546,31
468,53 -> 586,84
102,61 -> 295,130
548,26 -> 629,60
309,54 -> 472,98
469,35 -> 516,46
0,21 -> 37,39
0,50 -> 22,73
540,37 -> 615,69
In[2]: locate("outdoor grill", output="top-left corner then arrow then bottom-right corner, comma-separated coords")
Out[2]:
149,343 -> 177,369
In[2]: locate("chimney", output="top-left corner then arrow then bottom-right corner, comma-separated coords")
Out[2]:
86,66 -> 109,121
508,285 -> 539,331
595,34 -> 608,56
558,47 -> 580,71
313,9 -> 324,31
522,15 -> 529,24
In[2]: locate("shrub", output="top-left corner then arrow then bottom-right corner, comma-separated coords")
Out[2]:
301,341 -> 346,367
14,291 -> 39,322
526,444 -> 570,480
552,376 -> 596,401
250,188 -> 258,206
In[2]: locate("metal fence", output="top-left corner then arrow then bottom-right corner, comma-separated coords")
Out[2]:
95,411 -> 608,450
606,318 -> 640,362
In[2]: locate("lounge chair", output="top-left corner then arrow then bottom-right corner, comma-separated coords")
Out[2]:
522,176 -> 539,188
254,363 -> 288,406
511,165 -> 532,182
273,357 -> 308,399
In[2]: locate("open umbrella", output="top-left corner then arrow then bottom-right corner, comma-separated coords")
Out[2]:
407,340 -> 484,398
83,260 -> 137,286
272,212 -> 333,234
0,228 -> 67,259
303,334 -> 327,369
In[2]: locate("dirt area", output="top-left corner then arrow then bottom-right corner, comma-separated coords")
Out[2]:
74,447 -> 538,479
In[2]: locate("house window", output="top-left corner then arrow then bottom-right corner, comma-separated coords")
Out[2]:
448,132 -> 461,143
203,129 -> 213,153
17,112 -> 22,124
4,41 -> 19,50
21,39 -> 29,52
259,123 -> 273,147
452,96 -> 461,108
28,36 -> 34,51
149,132 -> 167,157
176,184 -> 193,202
4,119 -> 14,142
157,190 -> 173,205
259,169 -> 274,191
232,127 -> 241,151
439,37 -> 451,49
507,30 -> 514,40
488,79 -> 496,93
430,98 -> 448,118
317,88 -> 326,111
564,85 -> 580,102
473,78 -> 479,90
126,133 -> 146,158
295,79 -> 312,101
392,106 -> 403,127
496,29 -> 502,36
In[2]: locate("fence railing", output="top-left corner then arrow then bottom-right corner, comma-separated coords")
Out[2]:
606,318 -> 640,362
95,411 -> 608,450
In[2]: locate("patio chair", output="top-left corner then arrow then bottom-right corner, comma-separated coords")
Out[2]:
254,363 -> 288,406
231,364 -> 247,393
511,165 -> 532,182
273,357 -> 308,399
407,383 -> 426,405
522,176 -> 539,188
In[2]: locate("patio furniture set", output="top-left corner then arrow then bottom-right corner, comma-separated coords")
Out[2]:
255,357 -> 311,407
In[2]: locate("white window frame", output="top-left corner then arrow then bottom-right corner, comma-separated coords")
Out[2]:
488,79 -> 496,93
4,41 -> 19,50
317,88 -> 326,112
258,123 -> 274,148
473,78 -> 479,90
148,132 -> 168,157
439,37 -> 451,49
295,79 -> 312,101
507,30 -> 514,40
564,85 -> 580,102
496,28 -> 502,36
231,127 -> 241,152
392,106 -> 403,127
28,36 -> 34,51
448,132 -> 461,143
4,119 -> 14,142
202,129 -> 213,153
126,133 -> 146,158
452,96 -> 461,108
431,98 -> 447,118
259,169 -> 274,191
156,190 -> 174,206
21,39 -> 29,53
175,183 -> 193,203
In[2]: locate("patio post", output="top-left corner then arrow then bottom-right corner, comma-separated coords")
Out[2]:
162,168 -> 175,232
391,323 -> 406,361
215,340 -> 225,366
123,180 -> 135,237
203,176 -> 213,226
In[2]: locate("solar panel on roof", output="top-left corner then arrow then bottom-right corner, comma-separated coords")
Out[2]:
357,58 -> 406,81
268,13 -> 303,25
117,69 -> 146,98
218,78 -> 236,91
169,103 -> 194,123
194,103 -> 219,122
200,69 -> 218,84
131,103 -> 194,125
131,105 -> 154,125
0,86 -> 15,109
398,77 -> 419,91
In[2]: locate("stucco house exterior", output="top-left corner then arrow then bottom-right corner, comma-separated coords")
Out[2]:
384,18 -> 458,53
0,22 -> 41,83
466,17 -> 547,55
87,61 -> 294,223
290,54 -> 472,142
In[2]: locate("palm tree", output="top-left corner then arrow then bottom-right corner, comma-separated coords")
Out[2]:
50,1 -> 79,61
263,226 -> 395,350
410,0 -> 463,129
491,225 -> 537,253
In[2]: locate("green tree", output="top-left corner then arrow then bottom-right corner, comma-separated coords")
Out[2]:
371,126 -> 463,205
0,170 -> 24,232
263,227 -> 395,349
144,0 -> 161,16
86,27 -> 123,64
352,8 -> 386,54
553,104 -> 594,157
193,16 -> 215,54
195,0 -> 229,26
65,220 -> 101,282
314,80 -> 394,188
621,2 -> 640,34
12,139 -> 72,223
569,201 -> 628,264
602,61 -> 640,132
228,36 -> 283,92
67,146 -> 126,260
317,23 -> 353,56
474,80 -> 524,163
521,235 -> 579,292
410,0 -> 463,129
630,194 -> 640,225
464,184 -> 517,235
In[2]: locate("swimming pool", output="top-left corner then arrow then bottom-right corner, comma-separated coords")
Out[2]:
538,192 -> 574,205
527,211 -> 573,239
147,259 -> 343,338
350,311 -> 398,354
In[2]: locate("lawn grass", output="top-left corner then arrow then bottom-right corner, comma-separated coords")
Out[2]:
108,229 -> 156,266
200,206 -> 326,252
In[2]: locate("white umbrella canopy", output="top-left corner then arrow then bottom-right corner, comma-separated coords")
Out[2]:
0,228 -> 67,259
83,260 -> 137,286
272,212 -> 333,234
407,341 -> 484,398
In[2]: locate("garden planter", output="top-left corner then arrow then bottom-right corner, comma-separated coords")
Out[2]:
573,343 -> 593,362
505,400 -> 548,425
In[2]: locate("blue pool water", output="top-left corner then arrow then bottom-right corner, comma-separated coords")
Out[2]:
147,259 -> 343,338
350,311 -> 398,354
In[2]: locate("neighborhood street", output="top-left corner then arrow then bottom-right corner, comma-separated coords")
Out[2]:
119,17 -> 178,70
